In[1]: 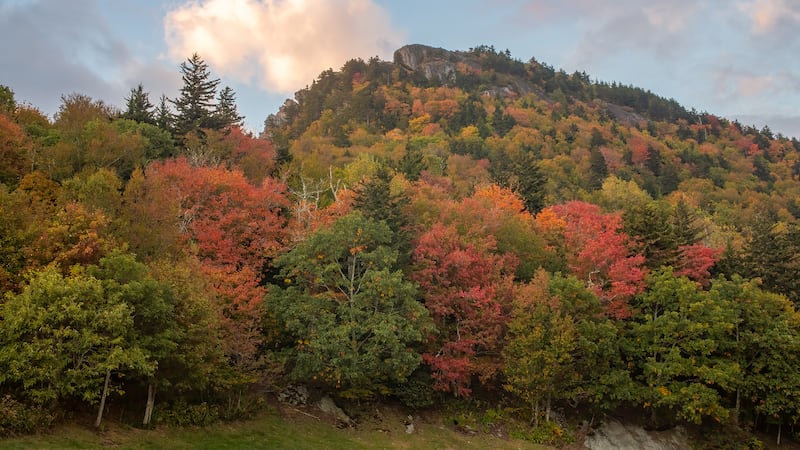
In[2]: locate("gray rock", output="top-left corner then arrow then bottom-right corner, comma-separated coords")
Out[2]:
316,395 -> 355,428
277,384 -> 309,406
584,418 -> 690,450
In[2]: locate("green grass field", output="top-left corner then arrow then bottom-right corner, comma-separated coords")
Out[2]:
0,407 -> 550,450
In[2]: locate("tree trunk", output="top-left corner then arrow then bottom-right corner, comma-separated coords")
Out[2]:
777,422 -> 782,446
95,370 -> 112,428
533,401 -> 540,428
545,393 -> 552,423
733,388 -> 740,427
142,382 -> 156,426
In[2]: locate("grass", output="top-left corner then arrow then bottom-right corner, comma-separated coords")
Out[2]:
0,406 -> 551,450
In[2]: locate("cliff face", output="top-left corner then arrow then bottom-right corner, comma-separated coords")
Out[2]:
393,44 -> 536,98
393,44 -> 461,84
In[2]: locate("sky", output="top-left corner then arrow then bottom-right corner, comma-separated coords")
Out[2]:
1,0 -> 799,138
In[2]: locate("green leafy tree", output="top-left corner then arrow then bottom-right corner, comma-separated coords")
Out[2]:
0,266 -> 151,427
269,212 -> 432,399
711,276 -> 800,440
86,252 -> 179,426
503,271 -> 577,425
504,271 -> 631,424
0,85 -> 14,115
626,268 -> 739,425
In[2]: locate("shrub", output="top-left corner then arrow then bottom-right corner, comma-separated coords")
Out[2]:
0,395 -> 57,436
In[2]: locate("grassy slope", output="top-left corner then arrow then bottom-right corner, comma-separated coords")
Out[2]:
0,408 -> 550,450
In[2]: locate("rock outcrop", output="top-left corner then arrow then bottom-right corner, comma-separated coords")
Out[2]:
584,418 -> 690,450
394,44 -> 461,84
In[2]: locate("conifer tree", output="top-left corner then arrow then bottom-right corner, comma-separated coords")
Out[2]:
171,53 -> 220,136
122,83 -> 155,125
155,94 -> 173,132
213,86 -> 244,129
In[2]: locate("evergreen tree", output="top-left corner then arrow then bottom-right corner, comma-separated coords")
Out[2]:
398,145 -> 425,181
122,83 -> 155,125
171,53 -> 220,136
353,166 -> 411,268
490,147 -> 545,212
154,94 -> 173,132
588,147 -> 608,190
213,86 -> 244,129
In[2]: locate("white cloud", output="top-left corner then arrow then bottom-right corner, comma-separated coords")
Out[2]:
163,0 -> 405,93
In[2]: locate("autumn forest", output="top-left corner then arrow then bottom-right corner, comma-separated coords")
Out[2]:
2,45 -> 800,446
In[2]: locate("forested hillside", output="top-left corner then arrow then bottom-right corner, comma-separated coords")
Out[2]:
2,45 -> 800,446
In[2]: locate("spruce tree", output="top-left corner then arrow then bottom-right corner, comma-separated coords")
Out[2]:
171,53 -> 220,136
122,83 -> 155,125
213,86 -> 244,129
154,94 -> 172,132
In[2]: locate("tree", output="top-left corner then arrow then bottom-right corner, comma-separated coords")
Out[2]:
711,276 -> 800,443
539,201 -> 646,318
742,217 -> 800,306
144,158 -> 289,404
353,165 -> 410,267
0,266 -> 151,426
269,212 -> 431,398
504,271 -> 632,424
171,53 -> 220,136
503,271 -> 577,425
490,145 -> 546,213
0,114 -> 31,186
0,85 -> 14,115
213,86 -> 244,129
588,147 -> 608,190
86,252 -> 179,426
626,268 -> 739,425
155,94 -> 173,131
412,222 -> 516,396
122,84 -> 156,125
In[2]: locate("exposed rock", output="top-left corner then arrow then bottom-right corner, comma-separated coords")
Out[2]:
260,98 -> 296,139
584,417 -> 690,450
277,384 -> 309,406
394,44 -> 460,85
605,102 -> 646,126
404,415 -> 415,434
316,395 -> 355,428
394,44 -> 454,71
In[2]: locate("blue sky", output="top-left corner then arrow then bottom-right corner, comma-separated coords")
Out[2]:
1,0 -> 799,138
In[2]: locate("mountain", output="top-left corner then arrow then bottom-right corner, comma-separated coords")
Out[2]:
263,43 -> 800,215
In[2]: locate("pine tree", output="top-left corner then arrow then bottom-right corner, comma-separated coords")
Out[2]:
588,147 -> 608,190
353,166 -> 411,268
213,86 -> 244,129
122,83 -> 155,125
154,94 -> 172,132
171,53 -> 220,136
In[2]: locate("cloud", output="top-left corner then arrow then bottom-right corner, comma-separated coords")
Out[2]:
0,0 -> 179,118
737,0 -> 800,34
163,0 -> 405,94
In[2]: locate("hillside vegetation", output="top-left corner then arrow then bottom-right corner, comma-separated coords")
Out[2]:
1,45 -> 800,447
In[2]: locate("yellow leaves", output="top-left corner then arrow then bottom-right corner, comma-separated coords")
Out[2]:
349,245 -> 365,255
658,386 -> 671,397
408,113 -> 431,134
